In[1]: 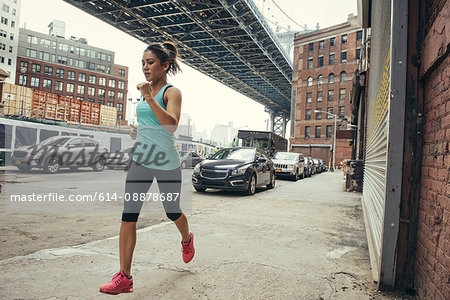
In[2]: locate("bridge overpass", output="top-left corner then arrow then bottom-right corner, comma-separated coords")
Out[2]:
63,0 -> 293,136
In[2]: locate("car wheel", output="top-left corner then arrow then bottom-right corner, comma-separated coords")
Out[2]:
266,172 -> 275,189
17,165 -> 32,172
181,161 -> 187,169
245,173 -> 256,195
44,158 -> 60,174
194,187 -> 206,192
69,166 -> 79,171
93,159 -> 105,172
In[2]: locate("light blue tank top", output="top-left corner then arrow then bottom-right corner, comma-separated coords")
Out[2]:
132,83 -> 181,170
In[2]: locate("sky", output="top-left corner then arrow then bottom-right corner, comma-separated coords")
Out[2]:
18,0 -> 357,137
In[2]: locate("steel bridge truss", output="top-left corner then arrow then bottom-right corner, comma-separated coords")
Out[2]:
63,0 -> 293,114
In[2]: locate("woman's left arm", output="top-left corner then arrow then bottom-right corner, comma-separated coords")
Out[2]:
144,87 -> 182,134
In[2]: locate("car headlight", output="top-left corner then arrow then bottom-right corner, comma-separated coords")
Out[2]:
231,166 -> 248,176
193,164 -> 201,173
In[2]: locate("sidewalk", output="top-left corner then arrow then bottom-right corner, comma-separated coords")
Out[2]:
0,171 -> 391,299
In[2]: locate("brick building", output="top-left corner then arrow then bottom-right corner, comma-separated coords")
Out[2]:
290,14 -> 362,167
15,25 -> 128,122
356,0 -> 449,296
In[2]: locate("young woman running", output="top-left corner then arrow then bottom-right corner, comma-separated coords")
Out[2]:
100,41 -> 195,295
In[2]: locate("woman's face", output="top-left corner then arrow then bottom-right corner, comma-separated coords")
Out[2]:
142,50 -> 169,83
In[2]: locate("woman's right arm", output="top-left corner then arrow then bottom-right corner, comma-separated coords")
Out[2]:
129,124 -> 138,140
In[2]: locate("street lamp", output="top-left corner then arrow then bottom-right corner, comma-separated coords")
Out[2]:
314,109 -> 337,171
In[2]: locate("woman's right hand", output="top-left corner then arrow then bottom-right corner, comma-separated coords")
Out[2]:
129,124 -> 138,140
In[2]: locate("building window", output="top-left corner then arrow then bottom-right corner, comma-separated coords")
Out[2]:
118,81 -> 125,89
108,79 -> 116,88
356,30 -> 363,40
2,4 -> 9,13
66,83 -> 75,93
317,91 -> 323,102
329,73 -> 335,83
20,61 -> 28,70
305,126 -> 310,138
27,35 -> 39,45
99,77 -> 106,86
305,109 -> 311,120
9,33 -> 13,40
87,98 -> 95,102
315,111 -> 322,120
1,17 -> 7,25
326,125 -> 333,138
98,100 -> 105,105
319,40 -> 324,49
7,58 -> 11,65
58,43 -> 69,52
340,71 -> 347,82
318,56 -> 324,67
307,77 -> 313,86
107,101 -> 114,107
119,69 -> 126,77
338,106 -> 345,117
67,71 -> 75,80
318,75 -> 323,84
315,126 -> 321,138
89,75 -> 96,84
329,53 -> 335,65
78,73 -> 86,82
56,68 -> 64,78
77,96 -> 84,101
117,92 -> 124,101
11,20 -> 15,28
57,56 -> 68,65
43,79 -> 52,89
308,58 -> 313,69
0,29 -> 6,37
330,37 -> 335,47
44,66 -> 53,76
97,64 -> 106,73
40,52 -> 50,61
86,62 -> 95,71
339,88 -> 346,101
98,88 -> 106,98
108,90 -> 115,100
88,87 -> 96,96
55,81 -> 63,92
341,34 -> 348,44
327,107 -> 334,118
31,63 -> 41,73
77,85 -> 85,94
306,92 -> 312,103
308,43 -> 314,51
19,75 -> 27,85
356,48 -> 361,59
26,48 -> 37,58
30,77 -> 40,87
8,46 -> 12,53
328,90 -> 334,101
41,38 -> 51,48
341,51 -> 347,63
117,103 -> 123,112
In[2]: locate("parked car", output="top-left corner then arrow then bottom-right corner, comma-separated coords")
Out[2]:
319,159 -> 327,172
192,147 -> 275,195
304,157 -> 313,177
312,159 -> 322,174
180,151 -> 204,169
11,136 -> 108,173
272,151 -> 305,181
106,147 -> 134,169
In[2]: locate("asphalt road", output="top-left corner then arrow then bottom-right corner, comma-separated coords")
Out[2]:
0,166 -> 410,299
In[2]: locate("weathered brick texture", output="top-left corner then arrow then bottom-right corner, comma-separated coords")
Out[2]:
415,26 -> 449,300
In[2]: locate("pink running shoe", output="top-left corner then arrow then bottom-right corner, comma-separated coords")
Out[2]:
181,232 -> 195,263
99,271 -> 133,295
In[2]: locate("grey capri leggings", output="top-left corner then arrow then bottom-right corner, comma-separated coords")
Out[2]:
122,160 -> 182,222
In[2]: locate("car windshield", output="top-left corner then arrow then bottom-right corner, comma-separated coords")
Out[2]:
39,137 -> 71,147
210,148 -> 255,161
274,152 -> 298,160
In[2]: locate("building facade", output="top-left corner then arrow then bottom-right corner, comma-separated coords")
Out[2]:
290,14 -> 362,167
0,0 -> 21,83
15,27 -> 128,122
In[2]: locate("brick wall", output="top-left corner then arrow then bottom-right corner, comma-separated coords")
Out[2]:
415,1 -> 450,297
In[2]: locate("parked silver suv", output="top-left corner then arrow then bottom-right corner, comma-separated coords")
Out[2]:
272,151 -> 305,181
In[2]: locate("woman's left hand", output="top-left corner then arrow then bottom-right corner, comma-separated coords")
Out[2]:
137,82 -> 153,100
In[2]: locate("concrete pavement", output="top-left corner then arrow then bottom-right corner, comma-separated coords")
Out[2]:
0,171 -> 394,299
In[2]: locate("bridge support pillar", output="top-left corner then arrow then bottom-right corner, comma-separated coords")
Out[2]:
273,112 -> 288,137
